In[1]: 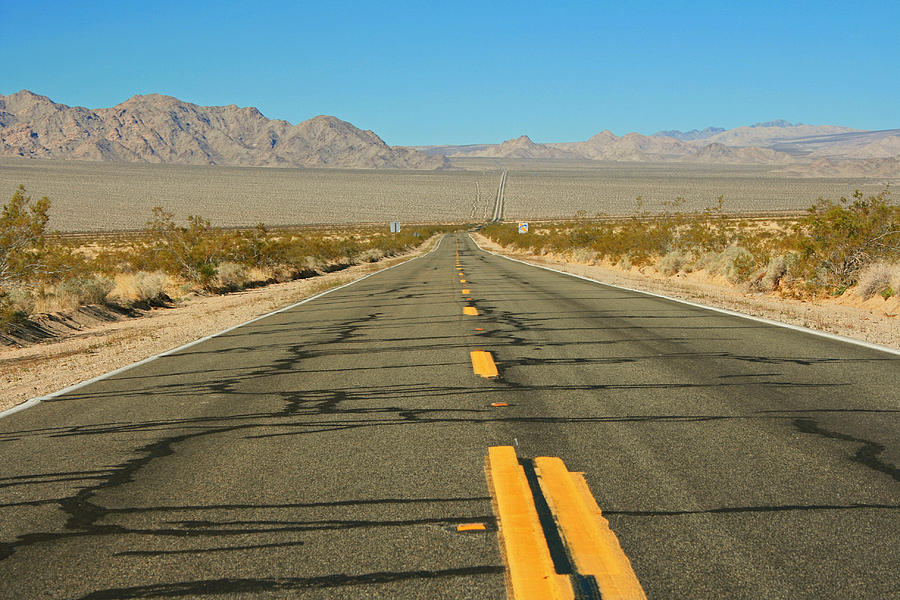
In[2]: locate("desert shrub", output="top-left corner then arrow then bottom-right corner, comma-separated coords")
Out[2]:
215,261 -> 248,291
677,197 -> 733,254
569,247 -> 597,264
359,248 -> 385,263
657,250 -> 690,276
3,286 -> 34,314
856,262 -> 900,299
141,208 -> 225,288
133,271 -> 169,302
0,286 -> 32,326
481,189 -> 898,297
794,189 -> 899,290
754,254 -> 792,292
56,276 -> 115,306
0,192 -> 450,330
1,185 -> 50,289
724,248 -> 756,284
699,246 -> 748,279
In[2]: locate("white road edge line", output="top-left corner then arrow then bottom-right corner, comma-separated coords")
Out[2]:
469,233 -> 900,357
1,235 -> 447,420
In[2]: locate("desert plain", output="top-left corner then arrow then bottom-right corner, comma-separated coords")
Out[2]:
1,156 -> 894,232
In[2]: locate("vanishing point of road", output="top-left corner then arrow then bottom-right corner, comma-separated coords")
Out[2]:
1,233 -> 898,599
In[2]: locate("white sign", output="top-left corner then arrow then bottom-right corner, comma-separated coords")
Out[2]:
518,222 -> 529,234
390,221 -> 401,233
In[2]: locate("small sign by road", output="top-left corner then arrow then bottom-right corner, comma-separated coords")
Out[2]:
518,222 -> 528,234
390,221 -> 401,233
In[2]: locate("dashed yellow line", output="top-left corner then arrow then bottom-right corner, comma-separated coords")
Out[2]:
470,350 -> 498,378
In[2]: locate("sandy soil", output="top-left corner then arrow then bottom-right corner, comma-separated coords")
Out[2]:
470,233 -> 900,351
1,237 -> 440,413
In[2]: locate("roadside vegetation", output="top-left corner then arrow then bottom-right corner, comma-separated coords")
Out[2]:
482,189 -> 899,299
1,185 -> 453,332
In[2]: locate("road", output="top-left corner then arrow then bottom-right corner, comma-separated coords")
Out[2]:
491,170 -> 507,222
1,233 -> 898,599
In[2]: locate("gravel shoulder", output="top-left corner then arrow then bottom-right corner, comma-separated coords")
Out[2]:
470,232 -> 899,351
1,237 -> 441,413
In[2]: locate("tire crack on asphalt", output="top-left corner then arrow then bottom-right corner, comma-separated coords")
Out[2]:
793,418 -> 899,481
74,566 -> 507,599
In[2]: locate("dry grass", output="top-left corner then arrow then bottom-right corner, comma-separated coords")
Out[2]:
111,271 -> 171,303
857,262 -> 900,299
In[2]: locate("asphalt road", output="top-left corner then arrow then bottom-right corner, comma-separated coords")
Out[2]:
1,233 -> 898,599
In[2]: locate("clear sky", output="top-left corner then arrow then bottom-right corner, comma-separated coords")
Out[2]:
2,1 -> 898,146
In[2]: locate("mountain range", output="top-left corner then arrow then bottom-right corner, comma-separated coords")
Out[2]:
0,90 -> 446,169
1,90 -> 897,176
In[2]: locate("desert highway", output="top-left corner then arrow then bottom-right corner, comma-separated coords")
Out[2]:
1,233 -> 898,599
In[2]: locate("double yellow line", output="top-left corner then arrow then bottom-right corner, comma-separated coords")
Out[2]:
486,446 -> 646,600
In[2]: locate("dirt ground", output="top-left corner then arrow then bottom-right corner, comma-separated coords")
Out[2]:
1,238 -> 440,413
470,233 -> 899,351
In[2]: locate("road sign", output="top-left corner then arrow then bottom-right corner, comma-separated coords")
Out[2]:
390,221 -> 401,233
518,222 -> 529,234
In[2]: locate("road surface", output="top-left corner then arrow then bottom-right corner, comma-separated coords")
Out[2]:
1,233 -> 898,599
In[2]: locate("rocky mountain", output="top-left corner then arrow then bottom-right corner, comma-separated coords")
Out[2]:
0,90 -> 448,169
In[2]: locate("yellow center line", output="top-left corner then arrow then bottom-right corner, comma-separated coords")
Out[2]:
470,350 -> 498,377
486,447 -> 573,600
535,457 -> 647,600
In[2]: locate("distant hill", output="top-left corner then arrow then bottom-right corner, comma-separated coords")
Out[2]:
455,135 -> 580,159
773,157 -> 900,178
652,126 -> 725,141
0,90 -> 448,169
437,129 -> 796,165
699,123 -> 860,148
416,120 -> 898,176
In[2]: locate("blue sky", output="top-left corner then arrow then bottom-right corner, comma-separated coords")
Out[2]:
2,1 -> 898,145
